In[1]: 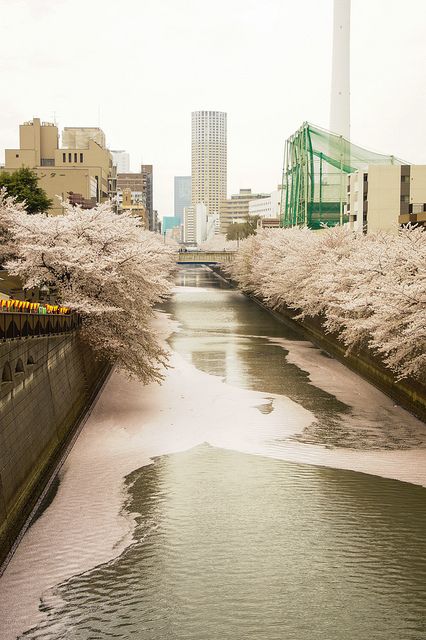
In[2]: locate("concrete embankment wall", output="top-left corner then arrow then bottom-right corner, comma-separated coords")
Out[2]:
0,332 -> 110,568
211,266 -> 426,423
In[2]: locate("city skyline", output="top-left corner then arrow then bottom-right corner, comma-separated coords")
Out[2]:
0,0 -> 426,218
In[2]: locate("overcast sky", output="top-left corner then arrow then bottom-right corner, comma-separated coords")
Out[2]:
0,0 -> 425,217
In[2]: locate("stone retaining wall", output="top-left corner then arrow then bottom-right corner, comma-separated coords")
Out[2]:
0,332 -> 110,568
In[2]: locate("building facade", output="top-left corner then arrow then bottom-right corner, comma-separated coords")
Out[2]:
116,165 -> 154,230
183,203 -> 207,245
191,111 -> 227,217
220,188 -> 269,234
121,188 -> 148,228
111,150 -> 130,173
62,127 -> 106,149
347,165 -> 426,233
174,176 -> 191,223
248,188 -> 282,220
141,165 -> 154,231
4,118 -> 113,215
162,216 -> 181,233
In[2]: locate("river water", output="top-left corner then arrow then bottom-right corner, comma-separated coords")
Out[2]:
1,266 -> 426,639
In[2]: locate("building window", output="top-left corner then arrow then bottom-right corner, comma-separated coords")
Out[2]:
68,153 -> 72,162
80,153 -> 83,163
63,153 -> 66,162
15,154 -> 19,158
74,153 -> 77,162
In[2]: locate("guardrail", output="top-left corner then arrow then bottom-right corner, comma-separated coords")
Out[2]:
0,312 -> 80,341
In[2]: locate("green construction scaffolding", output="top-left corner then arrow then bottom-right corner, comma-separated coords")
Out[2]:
280,122 -> 401,229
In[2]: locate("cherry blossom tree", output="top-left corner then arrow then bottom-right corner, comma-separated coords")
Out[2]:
229,224 -> 426,381
0,197 -> 175,383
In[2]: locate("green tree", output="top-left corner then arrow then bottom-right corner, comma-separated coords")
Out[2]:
0,168 -> 52,214
226,215 -> 259,242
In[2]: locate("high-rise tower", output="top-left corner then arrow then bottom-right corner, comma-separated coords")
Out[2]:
330,0 -> 350,139
191,111 -> 227,216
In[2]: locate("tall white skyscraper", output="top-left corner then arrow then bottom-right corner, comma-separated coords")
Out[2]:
191,111 -> 227,216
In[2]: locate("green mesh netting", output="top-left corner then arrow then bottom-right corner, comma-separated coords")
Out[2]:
280,122 -> 403,229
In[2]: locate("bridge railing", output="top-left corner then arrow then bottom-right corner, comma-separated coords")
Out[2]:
0,312 -> 81,341
176,250 -> 237,263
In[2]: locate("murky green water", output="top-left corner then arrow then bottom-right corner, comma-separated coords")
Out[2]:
14,267 -> 426,639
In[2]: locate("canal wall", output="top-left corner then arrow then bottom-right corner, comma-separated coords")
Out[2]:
0,332 -> 111,569
210,266 -> 426,423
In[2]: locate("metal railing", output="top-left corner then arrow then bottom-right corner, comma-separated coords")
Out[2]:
0,312 -> 80,341
176,250 -> 237,264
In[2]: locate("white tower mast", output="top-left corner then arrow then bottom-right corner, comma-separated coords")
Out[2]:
330,0 -> 351,139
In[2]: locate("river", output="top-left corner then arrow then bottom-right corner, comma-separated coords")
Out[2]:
1,266 -> 425,639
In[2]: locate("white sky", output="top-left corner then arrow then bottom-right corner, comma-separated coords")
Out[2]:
0,0 -> 425,218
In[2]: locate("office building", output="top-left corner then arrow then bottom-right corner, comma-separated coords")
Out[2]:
174,176 -> 191,223
347,165 -> 426,233
4,118 -> 113,215
111,150 -> 130,173
248,188 -> 282,220
183,203 -> 207,244
220,188 -> 269,234
191,111 -> 227,217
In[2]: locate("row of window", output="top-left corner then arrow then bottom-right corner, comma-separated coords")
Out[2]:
62,152 -> 84,164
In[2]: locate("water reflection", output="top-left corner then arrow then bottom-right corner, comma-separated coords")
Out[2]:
167,268 -> 426,451
20,446 -> 426,640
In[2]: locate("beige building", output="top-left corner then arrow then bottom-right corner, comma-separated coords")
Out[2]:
347,165 -> 426,233
220,188 -> 269,234
4,118 -> 114,215
117,165 -> 154,230
121,189 -> 148,228
191,111 -> 227,217
62,127 -> 106,149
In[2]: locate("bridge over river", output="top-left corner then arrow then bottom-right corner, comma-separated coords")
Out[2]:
176,250 -> 236,264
